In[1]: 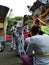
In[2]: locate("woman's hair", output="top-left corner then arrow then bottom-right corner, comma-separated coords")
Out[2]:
31,26 -> 43,35
28,34 -> 31,37
35,19 -> 40,25
39,30 -> 44,35
14,21 -> 17,25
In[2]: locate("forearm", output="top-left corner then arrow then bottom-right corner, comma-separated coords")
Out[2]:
26,44 -> 33,56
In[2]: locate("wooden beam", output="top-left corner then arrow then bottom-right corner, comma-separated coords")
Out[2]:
39,8 -> 49,18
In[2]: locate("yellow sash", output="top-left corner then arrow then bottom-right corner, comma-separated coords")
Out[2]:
35,54 -> 49,56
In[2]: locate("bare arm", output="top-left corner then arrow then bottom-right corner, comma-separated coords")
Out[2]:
26,44 -> 33,56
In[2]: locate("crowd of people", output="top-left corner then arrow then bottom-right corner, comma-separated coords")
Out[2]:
9,17 -> 49,65
0,15 -> 49,65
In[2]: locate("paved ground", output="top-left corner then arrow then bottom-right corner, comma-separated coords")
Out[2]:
0,42 -> 23,65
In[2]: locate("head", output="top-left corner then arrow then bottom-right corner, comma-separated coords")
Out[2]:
14,21 -> 17,25
31,25 -> 43,36
23,15 -> 29,24
35,19 -> 40,26
28,34 -> 31,37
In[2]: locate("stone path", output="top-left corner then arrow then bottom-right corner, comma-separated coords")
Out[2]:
0,42 -> 23,65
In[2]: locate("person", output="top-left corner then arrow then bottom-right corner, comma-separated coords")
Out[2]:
10,21 -> 17,50
15,20 -> 26,56
20,26 -> 40,65
24,34 -> 31,52
0,20 -> 8,52
25,25 -> 49,65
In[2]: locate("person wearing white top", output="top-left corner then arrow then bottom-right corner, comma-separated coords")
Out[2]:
25,26 -> 49,65
10,22 -> 17,50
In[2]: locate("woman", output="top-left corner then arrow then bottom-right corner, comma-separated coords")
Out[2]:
20,26 -> 49,65
26,25 -> 49,65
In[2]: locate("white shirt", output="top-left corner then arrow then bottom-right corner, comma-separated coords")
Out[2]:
25,37 -> 31,44
26,34 -> 49,65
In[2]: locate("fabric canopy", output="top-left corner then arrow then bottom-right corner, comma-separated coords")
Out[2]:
0,5 -> 9,23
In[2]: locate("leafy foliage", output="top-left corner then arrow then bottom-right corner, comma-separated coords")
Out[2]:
41,26 -> 49,35
27,18 -> 32,25
7,16 -> 32,35
7,16 -> 23,35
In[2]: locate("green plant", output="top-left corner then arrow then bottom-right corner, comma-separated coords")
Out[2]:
7,16 -> 23,35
